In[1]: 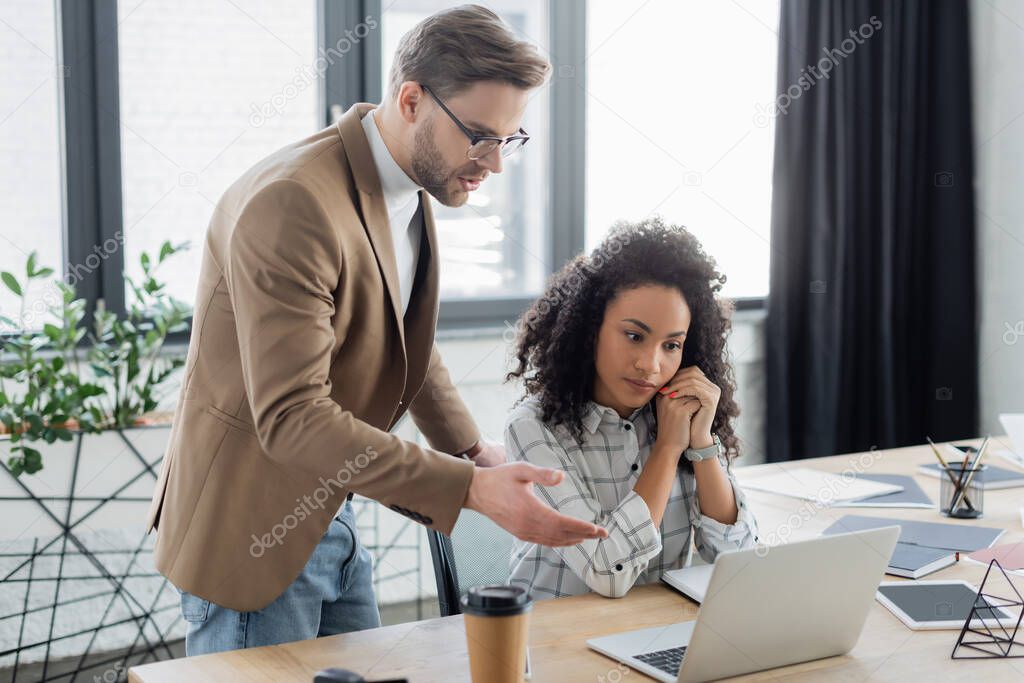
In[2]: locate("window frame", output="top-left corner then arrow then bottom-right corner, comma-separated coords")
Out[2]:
60,0 -> 125,333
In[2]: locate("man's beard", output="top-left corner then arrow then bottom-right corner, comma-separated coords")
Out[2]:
410,119 -> 468,207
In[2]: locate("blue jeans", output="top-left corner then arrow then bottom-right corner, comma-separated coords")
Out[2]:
177,500 -> 381,656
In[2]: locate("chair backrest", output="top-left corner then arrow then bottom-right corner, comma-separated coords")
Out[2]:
427,509 -> 517,616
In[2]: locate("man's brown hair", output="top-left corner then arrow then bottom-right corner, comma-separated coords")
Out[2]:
388,4 -> 551,100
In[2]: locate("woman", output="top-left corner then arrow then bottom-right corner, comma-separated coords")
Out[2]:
505,217 -> 758,599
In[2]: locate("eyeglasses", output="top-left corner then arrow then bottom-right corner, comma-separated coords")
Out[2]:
421,84 -> 530,161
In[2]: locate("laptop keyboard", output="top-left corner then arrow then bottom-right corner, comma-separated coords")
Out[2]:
634,646 -> 687,675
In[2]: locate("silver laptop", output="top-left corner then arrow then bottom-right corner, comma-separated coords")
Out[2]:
587,526 -> 900,682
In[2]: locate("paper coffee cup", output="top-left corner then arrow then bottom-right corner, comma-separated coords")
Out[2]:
461,584 -> 532,683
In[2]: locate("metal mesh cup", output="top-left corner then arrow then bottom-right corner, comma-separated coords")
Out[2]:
940,464 -> 986,518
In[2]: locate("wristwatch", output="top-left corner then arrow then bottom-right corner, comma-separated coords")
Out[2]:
684,433 -> 722,462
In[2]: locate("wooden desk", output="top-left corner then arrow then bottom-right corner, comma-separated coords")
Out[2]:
130,439 -> 1024,682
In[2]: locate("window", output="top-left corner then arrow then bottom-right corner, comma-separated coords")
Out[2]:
0,0 -> 62,331
586,0 -> 780,299
3,2 -> 775,336
380,0 -> 551,301
117,0 -> 319,305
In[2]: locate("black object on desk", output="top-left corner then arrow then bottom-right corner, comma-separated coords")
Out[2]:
312,668 -> 408,683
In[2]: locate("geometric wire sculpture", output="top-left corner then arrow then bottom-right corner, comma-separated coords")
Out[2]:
952,558 -> 1024,659
0,429 -> 180,682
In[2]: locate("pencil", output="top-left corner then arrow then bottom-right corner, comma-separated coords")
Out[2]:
951,437 -> 991,512
951,447 -> 972,509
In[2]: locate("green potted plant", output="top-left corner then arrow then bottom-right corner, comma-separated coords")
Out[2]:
0,256 -> 103,475
0,241 -> 190,475
86,241 -> 191,431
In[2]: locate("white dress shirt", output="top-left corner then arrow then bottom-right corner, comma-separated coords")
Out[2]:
361,109 -> 422,315
506,397 -> 758,600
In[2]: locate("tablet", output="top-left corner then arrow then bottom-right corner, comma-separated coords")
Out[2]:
876,580 -> 1018,630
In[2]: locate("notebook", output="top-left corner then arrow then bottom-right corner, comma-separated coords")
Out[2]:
965,543 -> 1024,575
886,543 -> 957,579
662,563 -> 715,604
917,462 -> 1024,490
737,467 -> 903,504
833,474 -> 933,509
822,515 -> 1004,579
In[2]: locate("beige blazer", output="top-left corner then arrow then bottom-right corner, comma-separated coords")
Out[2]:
145,103 -> 480,612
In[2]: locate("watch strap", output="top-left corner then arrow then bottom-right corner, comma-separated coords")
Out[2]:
684,434 -> 722,462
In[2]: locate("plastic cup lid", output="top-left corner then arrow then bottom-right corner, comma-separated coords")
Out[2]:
460,584 -> 533,616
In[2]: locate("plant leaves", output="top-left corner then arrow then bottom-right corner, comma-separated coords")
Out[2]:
1,272 -> 22,297
90,363 -> 112,378
79,384 -> 105,398
126,345 -> 140,382
25,414 -> 43,432
59,282 -> 74,303
22,447 -> 42,474
7,456 -> 24,478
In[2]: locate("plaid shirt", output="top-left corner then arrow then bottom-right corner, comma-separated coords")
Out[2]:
506,397 -> 758,600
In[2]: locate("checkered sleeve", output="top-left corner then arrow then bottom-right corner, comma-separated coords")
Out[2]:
689,453 -> 759,563
506,416 -> 663,598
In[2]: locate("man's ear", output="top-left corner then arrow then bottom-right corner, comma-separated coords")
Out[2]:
396,81 -> 425,124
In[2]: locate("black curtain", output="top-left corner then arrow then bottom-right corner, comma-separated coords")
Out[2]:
766,0 -> 978,462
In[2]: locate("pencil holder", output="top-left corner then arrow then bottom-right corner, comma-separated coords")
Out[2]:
940,464 -> 986,518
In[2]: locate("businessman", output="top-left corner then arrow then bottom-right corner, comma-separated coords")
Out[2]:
145,5 -> 606,655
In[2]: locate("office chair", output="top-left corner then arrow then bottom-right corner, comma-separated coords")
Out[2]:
427,509 -> 517,616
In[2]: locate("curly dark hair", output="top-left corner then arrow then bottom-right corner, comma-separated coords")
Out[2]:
506,217 -> 741,458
